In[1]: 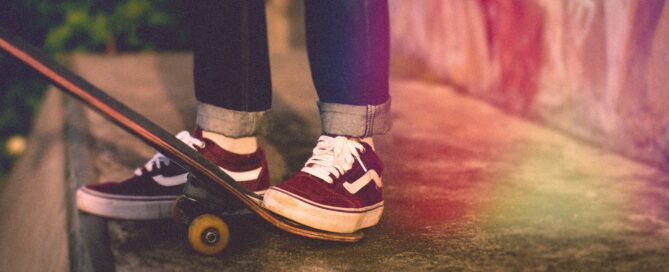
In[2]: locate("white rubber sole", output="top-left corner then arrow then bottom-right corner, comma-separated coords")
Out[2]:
76,187 -> 178,220
262,187 -> 383,233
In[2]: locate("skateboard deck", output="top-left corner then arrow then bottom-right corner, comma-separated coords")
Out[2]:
0,28 -> 363,244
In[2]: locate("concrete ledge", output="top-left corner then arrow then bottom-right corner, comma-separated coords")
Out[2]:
0,90 -> 69,271
64,96 -> 115,271
0,82 -> 114,271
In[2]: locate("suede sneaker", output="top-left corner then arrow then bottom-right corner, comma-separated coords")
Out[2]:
182,133 -> 270,207
262,135 -> 384,233
76,130 -> 269,220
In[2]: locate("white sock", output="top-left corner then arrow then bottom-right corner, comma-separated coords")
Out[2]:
202,131 -> 258,155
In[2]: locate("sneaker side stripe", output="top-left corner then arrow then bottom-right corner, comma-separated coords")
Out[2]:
342,170 -> 382,194
153,172 -> 189,186
269,187 -> 384,214
221,166 -> 262,181
153,166 -> 262,186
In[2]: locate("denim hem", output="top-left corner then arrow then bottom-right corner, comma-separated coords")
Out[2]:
196,102 -> 267,138
318,98 -> 392,138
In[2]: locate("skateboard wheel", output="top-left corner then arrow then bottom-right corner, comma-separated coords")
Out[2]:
188,214 -> 230,256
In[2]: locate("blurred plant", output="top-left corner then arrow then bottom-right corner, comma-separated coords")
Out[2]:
0,0 -> 191,185
44,0 -> 191,53
0,54 -> 47,184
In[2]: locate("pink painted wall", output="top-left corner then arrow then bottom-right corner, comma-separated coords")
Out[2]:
390,0 -> 669,170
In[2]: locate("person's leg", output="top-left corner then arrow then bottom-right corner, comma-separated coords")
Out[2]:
306,0 -> 391,139
187,0 -> 272,202
76,0 -> 272,219
263,0 -> 390,233
192,0 -> 272,152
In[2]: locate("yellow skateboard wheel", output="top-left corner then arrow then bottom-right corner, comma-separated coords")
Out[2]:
188,214 -> 230,256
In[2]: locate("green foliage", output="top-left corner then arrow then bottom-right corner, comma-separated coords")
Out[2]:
0,55 -> 46,185
0,0 -> 191,185
43,0 -> 191,53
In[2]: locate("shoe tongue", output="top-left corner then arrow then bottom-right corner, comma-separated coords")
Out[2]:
301,151 -> 345,182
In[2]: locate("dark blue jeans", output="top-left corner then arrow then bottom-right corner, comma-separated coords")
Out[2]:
190,0 -> 391,137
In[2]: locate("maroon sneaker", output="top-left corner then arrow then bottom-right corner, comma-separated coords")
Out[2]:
183,133 -> 271,206
76,130 -> 269,220
262,135 -> 384,233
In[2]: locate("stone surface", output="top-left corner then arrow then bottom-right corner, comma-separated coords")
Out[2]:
67,52 -> 669,271
0,90 -> 69,271
389,0 -> 669,171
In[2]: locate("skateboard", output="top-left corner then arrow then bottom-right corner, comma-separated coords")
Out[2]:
0,28 -> 364,255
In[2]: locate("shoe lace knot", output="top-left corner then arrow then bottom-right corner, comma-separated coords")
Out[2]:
301,135 -> 367,183
134,131 -> 205,175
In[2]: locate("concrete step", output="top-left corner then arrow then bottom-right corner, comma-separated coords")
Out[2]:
0,90 -> 70,271
2,51 -> 669,271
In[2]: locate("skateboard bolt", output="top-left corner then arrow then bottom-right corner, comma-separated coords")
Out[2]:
202,228 -> 219,244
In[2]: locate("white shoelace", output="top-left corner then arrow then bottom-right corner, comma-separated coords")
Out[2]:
134,131 -> 205,175
301,135 -> 367,183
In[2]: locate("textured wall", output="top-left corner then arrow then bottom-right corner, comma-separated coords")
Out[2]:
390,0 -> 669,170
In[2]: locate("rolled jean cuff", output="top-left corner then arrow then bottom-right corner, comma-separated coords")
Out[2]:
318,98 -> 392,138
196,102 -> 267,138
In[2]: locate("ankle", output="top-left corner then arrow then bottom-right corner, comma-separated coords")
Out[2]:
202,131 -> 258,154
